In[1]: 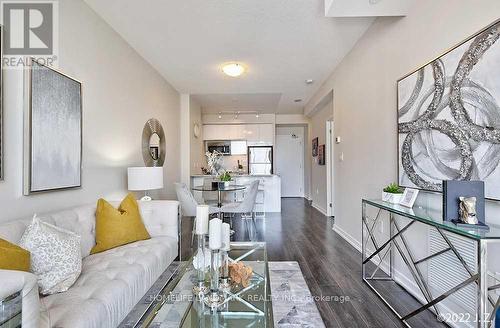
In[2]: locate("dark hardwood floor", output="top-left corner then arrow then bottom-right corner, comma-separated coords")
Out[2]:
180,198 -> 446,328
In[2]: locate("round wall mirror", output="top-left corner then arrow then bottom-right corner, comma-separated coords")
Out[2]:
142,118 -> 166,166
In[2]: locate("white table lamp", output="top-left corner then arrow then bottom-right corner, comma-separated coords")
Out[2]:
127,167 -> 164,201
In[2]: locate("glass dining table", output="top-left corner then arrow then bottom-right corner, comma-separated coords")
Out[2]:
192,184 -> 246,209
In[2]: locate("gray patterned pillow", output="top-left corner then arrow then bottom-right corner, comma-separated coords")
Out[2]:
20,215 -> 82,295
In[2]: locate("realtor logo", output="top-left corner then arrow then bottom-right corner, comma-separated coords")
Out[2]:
1,1 -> 58,67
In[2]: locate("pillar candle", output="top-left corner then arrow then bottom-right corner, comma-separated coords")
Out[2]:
221,223 -> 230,251
209,218 -> 222,250
196,205 -> 209,235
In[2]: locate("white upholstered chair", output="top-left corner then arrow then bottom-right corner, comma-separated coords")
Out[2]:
220,180 -> 259,219
174,183 -> 218,244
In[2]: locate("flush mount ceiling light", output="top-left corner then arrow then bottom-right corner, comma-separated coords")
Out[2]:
222,62 -> 246,77
305,79 -> 314,84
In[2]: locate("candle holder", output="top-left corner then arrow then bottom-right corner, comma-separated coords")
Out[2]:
204,249 -> 225,308
192,234 -> 208,296
219,249 -> 230,291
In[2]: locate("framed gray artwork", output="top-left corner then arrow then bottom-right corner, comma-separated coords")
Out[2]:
24,58 -> 82,195
0,26 -> 3,180
398,19 -> 500,200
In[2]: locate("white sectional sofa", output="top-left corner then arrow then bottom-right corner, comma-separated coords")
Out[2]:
0,200 -> 180,328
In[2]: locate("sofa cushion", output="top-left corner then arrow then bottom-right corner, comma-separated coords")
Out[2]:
91,194 -> 151,254
40,236 -> 178,328
20,216 -> 82,295
0,238 -> 30,271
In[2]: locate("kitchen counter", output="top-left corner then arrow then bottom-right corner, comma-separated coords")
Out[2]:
191,174 -> 277,177
190,174 -> 281,213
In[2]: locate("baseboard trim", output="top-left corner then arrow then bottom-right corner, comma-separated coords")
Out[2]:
311,202 -> 327,216
332,224 -> 361,252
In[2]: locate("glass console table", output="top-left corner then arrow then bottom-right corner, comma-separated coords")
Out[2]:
362,199 -> 500,328
140,242 -> 273,328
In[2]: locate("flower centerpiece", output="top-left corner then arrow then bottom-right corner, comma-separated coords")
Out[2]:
205,151 -> 224,176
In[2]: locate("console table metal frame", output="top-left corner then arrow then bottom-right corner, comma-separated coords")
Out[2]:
362,199 -> 500,328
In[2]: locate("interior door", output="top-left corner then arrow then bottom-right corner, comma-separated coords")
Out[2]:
276,134 -> 304,197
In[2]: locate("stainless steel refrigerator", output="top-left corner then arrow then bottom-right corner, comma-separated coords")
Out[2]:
247,146 -> 273,175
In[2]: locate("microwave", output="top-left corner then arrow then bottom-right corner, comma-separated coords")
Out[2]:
206,141 -> 231,155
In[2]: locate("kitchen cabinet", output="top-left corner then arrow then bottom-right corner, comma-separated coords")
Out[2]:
243,125 -> 259,142
203,124 -> 273,144
228,125 -> 245,140
258,124 -> 274,145
203,124 -> 246,140
203,124 -> 225,140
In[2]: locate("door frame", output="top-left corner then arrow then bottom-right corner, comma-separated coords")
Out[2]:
275,131 -> 305,198
326,120 -> 334,217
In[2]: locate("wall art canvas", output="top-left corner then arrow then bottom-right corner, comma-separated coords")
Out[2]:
24,59 -> 82,194
398,19 -> 500,200
0,26 -> 3,180
312,137 -> 318,157
318,144 -> 325,165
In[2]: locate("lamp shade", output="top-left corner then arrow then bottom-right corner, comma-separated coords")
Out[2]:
127,167 -> 164,191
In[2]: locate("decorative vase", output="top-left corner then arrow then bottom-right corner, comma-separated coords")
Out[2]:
192,234 -> 209,296
382,191 -> 403,204
219,250 -> 230,291
217,181 -> 231,189
204,249 -> 225,308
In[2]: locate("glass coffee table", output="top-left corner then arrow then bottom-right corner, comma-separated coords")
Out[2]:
140,242 -> 273,327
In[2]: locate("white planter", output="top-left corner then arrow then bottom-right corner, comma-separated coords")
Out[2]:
382,192 -> 403,204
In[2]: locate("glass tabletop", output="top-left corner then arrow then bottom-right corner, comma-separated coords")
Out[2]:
363,199 -> 500,240
143,242 -> 273,328
192,184 -> 247,192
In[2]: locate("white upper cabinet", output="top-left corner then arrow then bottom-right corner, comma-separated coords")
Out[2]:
203,124 -> 224,140
243,125 -> 259,142
258,124 -> 274,145
203,124 -> 274,145
228,125 -> 245,140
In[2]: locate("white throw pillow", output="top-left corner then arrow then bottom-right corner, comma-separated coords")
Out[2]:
19,215 -> 82,295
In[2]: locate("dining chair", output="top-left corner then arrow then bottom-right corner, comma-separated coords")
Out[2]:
174,183 -> 218,245
220,180 -> 259,238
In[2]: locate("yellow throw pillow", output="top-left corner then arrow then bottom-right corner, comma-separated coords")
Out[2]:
0,238 -> 31,271
91,193 -> 151,254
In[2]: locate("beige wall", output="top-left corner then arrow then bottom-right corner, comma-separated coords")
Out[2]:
309,100 -> 333,213
305,0 -> 500,245
0,0 -> 180,222
189,98 -> 204,175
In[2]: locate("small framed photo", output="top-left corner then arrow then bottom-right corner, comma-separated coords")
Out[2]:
400,188 -> 419,208
312,137 -> 318,157
318,144 -> 325,165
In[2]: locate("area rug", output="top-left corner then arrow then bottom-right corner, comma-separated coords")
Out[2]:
120,261 -> 325,327
268,261 -> 326,328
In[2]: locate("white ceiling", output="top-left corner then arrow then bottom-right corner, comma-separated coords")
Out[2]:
326,0 -> 413,17
84,0 -> 375,114
192,93 -> 282,114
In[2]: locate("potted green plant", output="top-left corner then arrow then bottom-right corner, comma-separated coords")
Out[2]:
218,171 -> 232,188
382,183 -> 404,204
